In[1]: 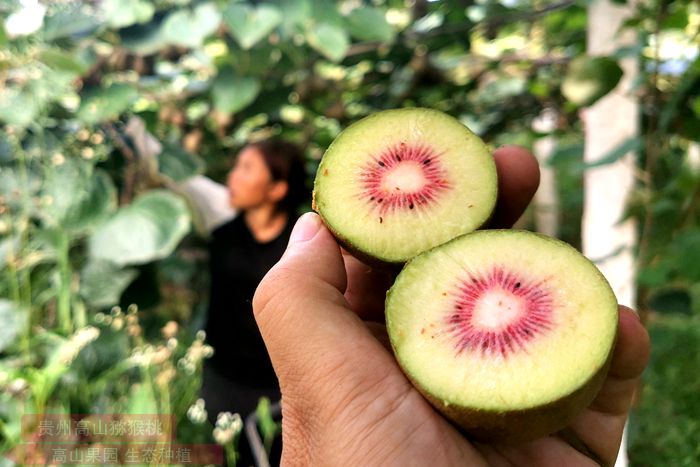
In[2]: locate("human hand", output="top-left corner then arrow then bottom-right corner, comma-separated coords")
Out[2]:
253,146 -> 651,466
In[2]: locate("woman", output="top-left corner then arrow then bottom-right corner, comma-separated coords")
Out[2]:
199,138 -> 308,460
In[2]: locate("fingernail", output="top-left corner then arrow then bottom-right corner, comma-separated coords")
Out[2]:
289,212 -> 322,245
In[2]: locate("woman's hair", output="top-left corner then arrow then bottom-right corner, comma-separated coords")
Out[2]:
248,138 -> 310,216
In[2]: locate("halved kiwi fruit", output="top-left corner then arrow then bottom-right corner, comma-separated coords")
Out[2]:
385,230 -> 618,443
313,108 -> 497,264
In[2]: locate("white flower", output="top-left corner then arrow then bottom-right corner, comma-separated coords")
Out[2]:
213,412 -> 243,445
57,326 -> 100,365
5,0 -> 46,38
7,378 -> 28,395
187,399 -> 208,425
51,153 -> 65,166
213,426 -> 234,445
80,147 -> 95,160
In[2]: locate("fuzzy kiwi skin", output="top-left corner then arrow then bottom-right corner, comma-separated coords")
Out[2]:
410,343 -> 615,444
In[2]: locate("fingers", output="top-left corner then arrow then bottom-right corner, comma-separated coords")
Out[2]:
564,305 -> 651,464
253,213 -> 388,388
589,306 -> 650,414
342,251 -> 395,322
489,146 -> 541,228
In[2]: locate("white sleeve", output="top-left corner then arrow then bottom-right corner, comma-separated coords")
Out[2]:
172,175 -> 236,236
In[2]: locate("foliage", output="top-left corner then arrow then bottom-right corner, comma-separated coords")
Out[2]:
0,0 -> 698,465
628,313 -> 700,466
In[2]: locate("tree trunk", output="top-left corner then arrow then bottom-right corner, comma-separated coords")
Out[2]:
583,1 -> 640,466
532,109 -> 560,237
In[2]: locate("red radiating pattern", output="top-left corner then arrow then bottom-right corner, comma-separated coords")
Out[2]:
358,143 -> 451,217
445,267 -> 553,358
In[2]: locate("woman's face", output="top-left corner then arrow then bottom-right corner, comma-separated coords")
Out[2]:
227,146 -> 281,210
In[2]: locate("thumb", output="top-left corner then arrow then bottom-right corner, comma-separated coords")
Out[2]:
253,212 -> 374,387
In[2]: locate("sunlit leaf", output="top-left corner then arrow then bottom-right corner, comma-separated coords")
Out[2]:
307,23 -> 349,62
562,56 -> 623,107
88,190 -> 190,266
162,2 -> 221,48
274,0 -> 312,36
223,3 -> 283,49
347,7 -> 395,43
103,0 -> 155,29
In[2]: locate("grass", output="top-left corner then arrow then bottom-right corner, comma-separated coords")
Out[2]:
628,313 -> 700,467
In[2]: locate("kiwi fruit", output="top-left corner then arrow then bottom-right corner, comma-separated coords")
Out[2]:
312,107 -> 497,264
385,230 -> 618,443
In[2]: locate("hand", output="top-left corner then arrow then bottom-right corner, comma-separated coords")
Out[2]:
253,146 -> 651,466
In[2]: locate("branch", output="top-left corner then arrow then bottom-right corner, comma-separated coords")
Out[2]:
104,123 -> 138,205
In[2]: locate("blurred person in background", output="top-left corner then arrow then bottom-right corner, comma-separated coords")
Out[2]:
200,138 -> 309,419
178,138 -> 309,465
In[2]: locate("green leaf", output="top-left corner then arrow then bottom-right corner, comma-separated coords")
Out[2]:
41,162 -> 116,232
63,169 -> 118,232
120,21 -> 170,55
668,231 -> 700,282
649,288 -> 692,315
223,3 -> 283,49
80,260 -> 138,308
128,381 -> 158,414
103,0 -> 155,29
42,7 -> 101,41
41,158 -> 88,226
0,89 -> 40,128
77,83 -> 138,124
158,143 -> 205,183
562,56 -> 624,107
638,263 -> 671,287
212,68 -> 261,114
88,190 -> 190,267
582,137 -> 642,169
307,23 -> 349,62
162,2 -> 221,48
347,7 -> 395,43
274,0 -> 312,36
0,300 -> 27,353
39,48 -> 89,76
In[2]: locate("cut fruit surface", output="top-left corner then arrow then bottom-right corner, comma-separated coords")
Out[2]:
313,108 -> 497,264
385,230 -> 618,442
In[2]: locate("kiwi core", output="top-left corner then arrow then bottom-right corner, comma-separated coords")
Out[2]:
360,143 -> 450,215
447,267 -> 553,358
